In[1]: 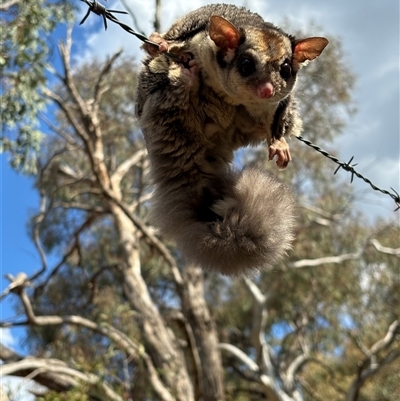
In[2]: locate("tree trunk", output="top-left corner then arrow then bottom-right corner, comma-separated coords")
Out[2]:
182,265 -> 225,401
111,204 -> 194,401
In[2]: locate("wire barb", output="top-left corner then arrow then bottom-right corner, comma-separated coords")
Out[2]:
79,0 -> 185,65
296,135 -> 400,211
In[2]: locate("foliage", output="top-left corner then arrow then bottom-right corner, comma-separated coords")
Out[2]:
0,0 -> 75,173
38,388 -> 90,401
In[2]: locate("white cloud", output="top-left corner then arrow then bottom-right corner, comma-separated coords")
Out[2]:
1,376 -> 43,401
0,328 -> 15,348
0,330 -> 47,400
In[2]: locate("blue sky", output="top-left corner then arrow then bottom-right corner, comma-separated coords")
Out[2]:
1,0 -> 399,396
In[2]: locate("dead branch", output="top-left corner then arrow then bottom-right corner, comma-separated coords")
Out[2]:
53,201 -> 107,213
242,278 -> 267,354
0,358 -> 123,401
243,277 -> 267,305
301,204 -> 341,220
219,342 -> 284,400
290,236 -> 400,269
369,319 -> 399,355
0,0 -> 19,10
242,278 -> 276,379
104,192 -> 184,288
2,285 -> 176,401
120,0 -> 146,35
301,204 -> 343,227
39,113 -> 79,147
48,35 -> 112,192
0,273 -> 29,300
241,278 -> 289,401
43,88 -> 90,142
219,343 -> 260,373
346,319 -> 400,401
110,148 -> 147,192
283,354 -> 312,392
0,344 -> 75,392
154,0 -> 162,32
58,31 -> 91,127
30,196 -> 48,281
33,212 -> 100,293
369,239 -> 400,256
92,50 -> 123,116
168,310 -> 203,399
179,265 -> 225,400
290,250 -> 363,269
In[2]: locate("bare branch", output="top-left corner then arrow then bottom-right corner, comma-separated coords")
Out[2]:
369,239 -> 400,256
290,236 -> 399,270
120,0 -> 147,35
242,278 -> 276,379
346,320 -> 400,401
130,192 -> 153,211
301,204 -> 342,226
219,343 -> 260,373
284,354 -> 312,392
261,344 -> 276,382
1,273 -> 29,300
57,164 -> 98,191
242,278 -> 267,353
169,310 -> 203,398
369,319 -> 399,356
140,353 -> 176,401
362,349 -> 400,381
5,286 -> 176,401
104,192 -> 184,288
219,344 -> 282,401
34,213 -> 100,290
243,277 -> 266,305
301,204 -> 342,219
0,358 -> 123,401
0,344 -> 21,363
43,88 -> 90,142
53,201 -> 107,214
298,377 -> 326,401
1,344 -> 75,391
346,349 -> 400,401
92,50 -> 123,115
0,0 -> 20,10
111,148 -> 147,191
289,250 -> 363,269
58,32 -> 90,126
154,0 -> 162,32
39,113 -> 79,147
351,333 -> 371,357
30,195 -> 48,281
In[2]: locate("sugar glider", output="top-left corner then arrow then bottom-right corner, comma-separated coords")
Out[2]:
136,4 -> 328,275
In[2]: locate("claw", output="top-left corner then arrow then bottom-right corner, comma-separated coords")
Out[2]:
269,137 -> 291,169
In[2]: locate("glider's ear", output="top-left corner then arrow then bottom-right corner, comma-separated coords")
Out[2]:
209,16 -> 242,50
292,37 -> 329,68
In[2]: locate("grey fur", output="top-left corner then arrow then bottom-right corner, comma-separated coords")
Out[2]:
136,4 -> 327,275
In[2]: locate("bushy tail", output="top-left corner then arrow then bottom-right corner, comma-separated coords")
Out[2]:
151,168 -> 297,275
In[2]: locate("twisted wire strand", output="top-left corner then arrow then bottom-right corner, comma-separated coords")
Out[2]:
296,135 -> 400,211
79,0 -> 184,64
79,0 -> 400,212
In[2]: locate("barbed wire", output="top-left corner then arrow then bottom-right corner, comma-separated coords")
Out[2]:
79,0 -> 185,64
79,0 -> 400,212
296,135 -> 400,211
